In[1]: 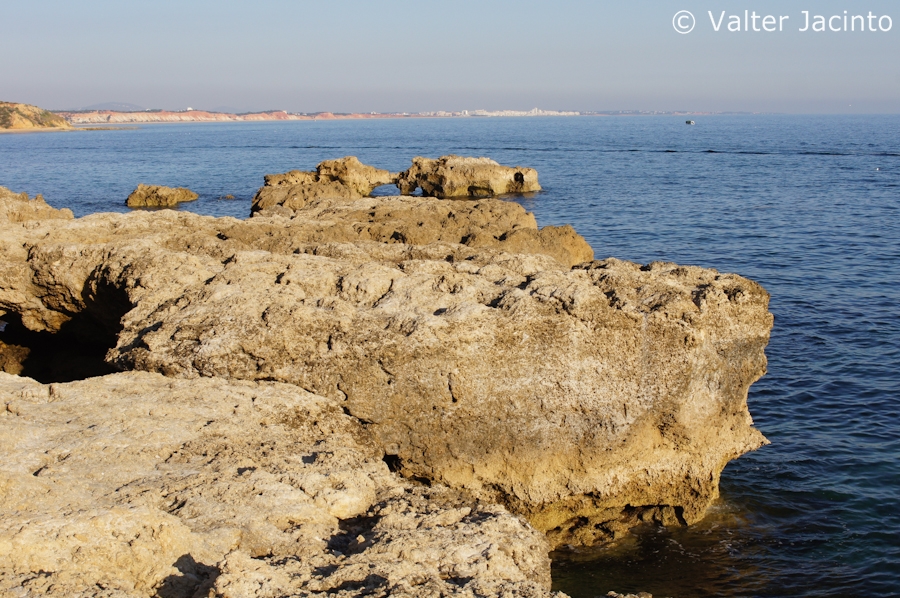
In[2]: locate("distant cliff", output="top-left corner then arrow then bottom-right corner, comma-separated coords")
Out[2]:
0,102 -> 71,130
57,109 -> 418,124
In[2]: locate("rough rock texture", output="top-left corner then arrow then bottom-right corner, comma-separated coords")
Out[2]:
252,156 -> 395,214
0,102 -> 71,130
0,339 -> 28,375
0,180 -> 771,595
0,192 -> 769,551
108,252 -> 771,548
126,184 -> 199,208
241,194 -> 592,268
0,186 -> 74,223
397,155 -> 541,198
0,372 -> 560,597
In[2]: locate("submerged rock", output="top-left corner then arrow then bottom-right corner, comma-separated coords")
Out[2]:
126,184 -> 199,208
397,155 -> 541,198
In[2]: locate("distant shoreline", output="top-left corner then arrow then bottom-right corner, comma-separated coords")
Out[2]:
56,108 -> 736,125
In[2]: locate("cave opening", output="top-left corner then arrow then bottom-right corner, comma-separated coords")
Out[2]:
0,281 -> 131,383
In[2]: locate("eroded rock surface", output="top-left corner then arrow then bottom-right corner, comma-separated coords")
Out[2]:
0,186 -> 74,223
252,156 -> 395,214
0,193 -> 769,551
126,184 -> 199,208
397,155 -> 541,198
0,372 -> 559,597
243,194 -> 592,268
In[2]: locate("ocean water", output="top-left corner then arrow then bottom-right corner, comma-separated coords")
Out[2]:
2,116 -> 898,597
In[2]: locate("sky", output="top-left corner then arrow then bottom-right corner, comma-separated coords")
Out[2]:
2,0 -> 898,113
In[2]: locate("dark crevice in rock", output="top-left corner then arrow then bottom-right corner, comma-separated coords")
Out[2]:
382,454 -> 403,473
154,553 -> 219,598
0,282 -> 130,383
0,313 -> 118,383
326,513 -> 383,556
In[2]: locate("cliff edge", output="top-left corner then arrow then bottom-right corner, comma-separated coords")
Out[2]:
0,102 -> 71,130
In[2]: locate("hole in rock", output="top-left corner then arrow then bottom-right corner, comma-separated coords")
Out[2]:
369,183 -> 401,197
382,454 -> 403,473
0,282 -> 131,383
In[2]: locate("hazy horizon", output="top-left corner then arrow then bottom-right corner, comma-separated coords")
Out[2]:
3,0 -> 898,114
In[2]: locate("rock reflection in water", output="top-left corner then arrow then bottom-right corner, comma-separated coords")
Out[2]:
551,499 -> 769,598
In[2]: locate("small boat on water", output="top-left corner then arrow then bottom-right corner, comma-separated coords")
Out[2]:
686,120 -> 695,125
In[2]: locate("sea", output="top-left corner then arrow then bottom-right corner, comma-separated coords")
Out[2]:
1,115 -> 898,598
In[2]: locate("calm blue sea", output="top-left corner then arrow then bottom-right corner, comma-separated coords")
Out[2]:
2,116 -> 898,598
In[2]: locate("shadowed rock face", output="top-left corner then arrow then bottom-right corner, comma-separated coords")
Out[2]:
0,180 -> 771,594
397,155 -> 541,198
126,184 -> 199,208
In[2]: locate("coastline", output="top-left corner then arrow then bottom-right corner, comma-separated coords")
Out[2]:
0,157 -> 772,597
54,109 -> 728,126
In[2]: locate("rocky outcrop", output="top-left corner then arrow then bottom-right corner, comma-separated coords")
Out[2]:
397,155 -> 541,198
108,251 -> 770,547
0,102 -> 71,130
0,372 -> 560,597
0,180 -> 771,594
126,184 -> 199,208
243,194 -> 592,268
252,157 -> 396,214
254,155 -> 543,214
0,186 -> 74,222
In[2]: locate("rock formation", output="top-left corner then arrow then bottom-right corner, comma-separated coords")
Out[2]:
245,194 -> 592,268
0,186 -> 74,222
0,174 -> 771,595
396,155 -> 541,198
252,156 -> 395,214
254,156 -> 542,214
0,102 -> 72,130
0,372 -> 557,597
126,184 -> 199,208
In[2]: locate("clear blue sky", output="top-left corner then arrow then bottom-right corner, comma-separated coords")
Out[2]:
2,0 -> 898,113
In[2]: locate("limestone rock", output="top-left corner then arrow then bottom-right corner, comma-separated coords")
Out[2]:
234,195 -> 592,268
106,251 -> 770,547
252,156 -> 396,214
0,338 -> 28,375
397,155 -> 541,198
126,184 -> 199,208
0,372 -> 561,597
317,156 -> 397,197
0,186 -> 74,223
0,184 -> 771,555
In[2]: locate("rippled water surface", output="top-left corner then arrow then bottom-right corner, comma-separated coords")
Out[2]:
2,116 -> 898,597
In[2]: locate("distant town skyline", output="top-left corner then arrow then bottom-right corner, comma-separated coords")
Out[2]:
3,0 -> 899,114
